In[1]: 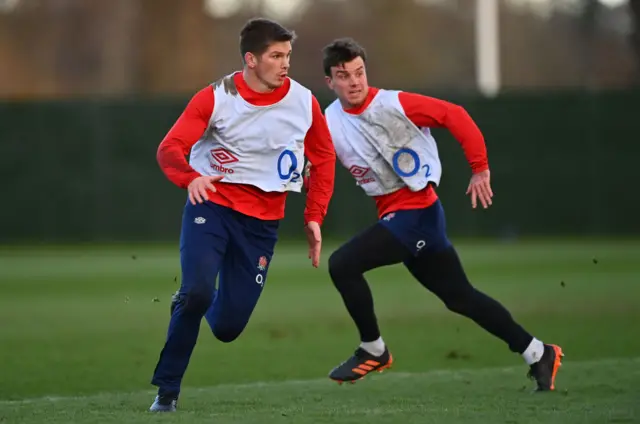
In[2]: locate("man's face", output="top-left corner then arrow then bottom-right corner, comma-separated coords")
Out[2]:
252,41 -> 292,90
326,56 -> 369,108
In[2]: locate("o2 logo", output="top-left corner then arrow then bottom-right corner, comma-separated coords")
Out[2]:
278,149 -> 301,183
392,148 -> 431,178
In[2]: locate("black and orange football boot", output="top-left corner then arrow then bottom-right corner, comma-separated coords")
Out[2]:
329,347 -> 393,384
527,344 -> 564,391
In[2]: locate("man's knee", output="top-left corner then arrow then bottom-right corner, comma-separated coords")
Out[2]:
441,284 -> 477,315
328,246 -> 358,281
328,250 -> 343,279
423,252 -> 476,314
178,289 -> 213,315
211,320 -> 248,343
178,250 -> 218,315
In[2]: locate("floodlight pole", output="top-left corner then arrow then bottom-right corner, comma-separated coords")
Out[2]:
475,0 -> 501,97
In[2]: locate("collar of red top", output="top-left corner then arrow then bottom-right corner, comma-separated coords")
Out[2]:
343,87 -> 380,115
232,71 -> 291,105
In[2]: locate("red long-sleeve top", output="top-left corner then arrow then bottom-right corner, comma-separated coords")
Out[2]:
156,73 -> 336,225
344,88 -> 489,218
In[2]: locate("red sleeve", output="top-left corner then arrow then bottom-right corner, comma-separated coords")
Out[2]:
398,92 -> 489,173
302,96 -> 336,226
157,86 -> 214,188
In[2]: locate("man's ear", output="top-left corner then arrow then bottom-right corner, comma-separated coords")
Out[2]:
245,52 -> 257,69
324,75 -> 333,90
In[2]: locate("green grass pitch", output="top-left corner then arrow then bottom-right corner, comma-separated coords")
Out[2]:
0,240 -> 639,423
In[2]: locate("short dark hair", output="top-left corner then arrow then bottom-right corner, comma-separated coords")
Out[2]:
239,18 -> 296,60
322,38 -> 367,77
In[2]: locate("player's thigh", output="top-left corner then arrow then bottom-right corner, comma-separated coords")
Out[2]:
178,201 -> 229,302
403,244 -> 472,302
381,200 -> 452,257
329,223 -> 411,277
211,215 -> 279,328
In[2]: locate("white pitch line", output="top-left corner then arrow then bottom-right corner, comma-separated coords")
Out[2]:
1,356 -> 639,406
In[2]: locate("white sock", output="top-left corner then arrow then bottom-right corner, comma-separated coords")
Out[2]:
522,338 -> 545,365
360,337 -> 386,357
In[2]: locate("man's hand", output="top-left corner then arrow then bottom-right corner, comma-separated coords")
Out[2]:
466,169 -> 493,209
187,175 -> 224,205
305,221 -> 322,268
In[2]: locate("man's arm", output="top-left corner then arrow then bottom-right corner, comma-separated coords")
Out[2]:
157,86 -> 215,188
398,92 -> 488,173
398,91 -> 493,209
302,95 -> 337,226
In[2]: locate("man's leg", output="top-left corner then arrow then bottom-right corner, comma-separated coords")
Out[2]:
402,202 -> 563,391
327,223 -> 412,383
204,211 -> 279,343
149,202 -> 228,411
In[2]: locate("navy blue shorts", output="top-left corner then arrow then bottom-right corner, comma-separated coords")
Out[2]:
178,201 -> 279,335
378,199 -> 452,256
